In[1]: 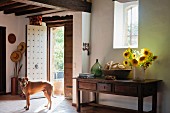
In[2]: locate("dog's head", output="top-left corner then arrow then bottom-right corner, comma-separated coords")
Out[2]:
18,77 -> 29,88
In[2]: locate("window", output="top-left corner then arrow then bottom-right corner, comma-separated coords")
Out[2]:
113,0 -> 139,48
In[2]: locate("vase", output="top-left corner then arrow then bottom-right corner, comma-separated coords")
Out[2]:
91,59 -> 102,77
133,67 -> 145,81
11,77 -> 18,95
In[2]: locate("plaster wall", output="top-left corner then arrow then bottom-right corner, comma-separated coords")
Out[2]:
72,12 -> 91,104
139,0 -> 170,112
82,12 -> 91,73
90,0 -> 170,112
0,12 -> 28,93
72,12 -> 83,104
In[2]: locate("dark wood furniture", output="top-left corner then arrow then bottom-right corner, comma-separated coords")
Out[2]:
76,78 -> 162,113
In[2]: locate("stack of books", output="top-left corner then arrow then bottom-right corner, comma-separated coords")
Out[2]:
78,73 -> 94,79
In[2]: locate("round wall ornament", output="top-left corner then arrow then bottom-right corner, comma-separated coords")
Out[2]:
17,42 -> 26,54
8,33 -> 16,44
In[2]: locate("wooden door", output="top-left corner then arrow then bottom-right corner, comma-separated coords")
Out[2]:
0,26 -> 6,95
64,21 -> 73,98
26,25 -> 47,81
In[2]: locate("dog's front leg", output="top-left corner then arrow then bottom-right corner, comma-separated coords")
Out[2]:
25,94 -> 30,110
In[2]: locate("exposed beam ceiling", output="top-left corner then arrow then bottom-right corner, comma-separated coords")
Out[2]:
113,0 -> 137,3
42,15 -> 73,23
43,15 -> 73,27
0,0 -> 91,16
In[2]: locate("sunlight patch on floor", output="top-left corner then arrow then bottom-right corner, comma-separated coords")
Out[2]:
33,96 -> 65,113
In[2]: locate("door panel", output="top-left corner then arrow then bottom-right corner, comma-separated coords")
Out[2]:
26,25 -> 47,81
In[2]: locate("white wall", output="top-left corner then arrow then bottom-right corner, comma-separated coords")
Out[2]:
90,0 -> 170,112
82,12 -> 91,73
72,12 -> 83,104
72,12 -> 91,104
139,0 -> 170,112
0,12 -> 29,93
91,0 -> 124,66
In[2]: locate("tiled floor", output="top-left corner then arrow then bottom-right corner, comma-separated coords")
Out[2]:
0,94 -> 73,113
0,94 -> 134,113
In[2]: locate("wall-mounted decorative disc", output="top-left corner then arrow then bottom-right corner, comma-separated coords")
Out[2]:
8,33 -> 16,44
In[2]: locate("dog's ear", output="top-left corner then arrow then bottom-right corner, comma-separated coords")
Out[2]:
18,78 -> 22,82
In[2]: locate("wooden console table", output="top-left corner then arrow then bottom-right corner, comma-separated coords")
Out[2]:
76,78 -> 162,113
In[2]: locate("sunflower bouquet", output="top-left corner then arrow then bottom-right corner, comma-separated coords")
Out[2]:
123,48 -> 158,70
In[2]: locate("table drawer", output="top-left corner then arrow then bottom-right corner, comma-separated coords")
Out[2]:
97,83 -> 112,92
79,82 -> 96,90
115,85 -> 137,96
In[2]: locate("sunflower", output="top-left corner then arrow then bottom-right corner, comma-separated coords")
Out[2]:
123,48 -> 157,70
132,54 -> 136,59
152,56 -> 158,61
123,60 -> 129,66
131,59 -> 138,66
139,56 -> 146,62
123,51 -> 130,58
141,48 -> 150,56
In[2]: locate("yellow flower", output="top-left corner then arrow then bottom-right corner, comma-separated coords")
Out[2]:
123,48 -> 158,70
127,48 -> 132,52
131,59 -> 138,67
123,51 -> 130,58
141,48 -> 150,56
123,60 -> 129,66
132,54 -> 136,59
139,56 -> 146,62
152,56 -> 158,61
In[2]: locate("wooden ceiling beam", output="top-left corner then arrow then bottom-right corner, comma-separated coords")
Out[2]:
4,5 -> 39,14
46,20 -> 73,27
0,0 -> 91,16
44,19 -> 73,24
26,9 -> 69,17
0,2 -> 25,11
12,0 -> 91,12
113,0 -> 138,3
0,1 -> 15,7
42,15 -> 73,23
15,7 -> 52,16
0,0 -> 13,4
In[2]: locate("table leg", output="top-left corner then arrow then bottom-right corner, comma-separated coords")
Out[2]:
95,92 -> 99,104
77,90 -> 80,112
76,80 -> 80,112
138,85 -> 144,113
138,96 -> 144,113
152,91 -> 157,113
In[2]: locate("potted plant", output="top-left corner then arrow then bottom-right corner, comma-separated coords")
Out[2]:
10,42 -> 26,95
123,48 -> 158,81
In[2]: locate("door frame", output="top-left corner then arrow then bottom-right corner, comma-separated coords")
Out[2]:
46,17 -> 73,98
47,24 -> 65,81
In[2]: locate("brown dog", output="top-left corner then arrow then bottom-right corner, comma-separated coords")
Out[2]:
18,77 -> 53,110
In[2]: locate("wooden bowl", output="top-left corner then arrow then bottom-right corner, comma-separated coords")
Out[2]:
102,69 -> 131,80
